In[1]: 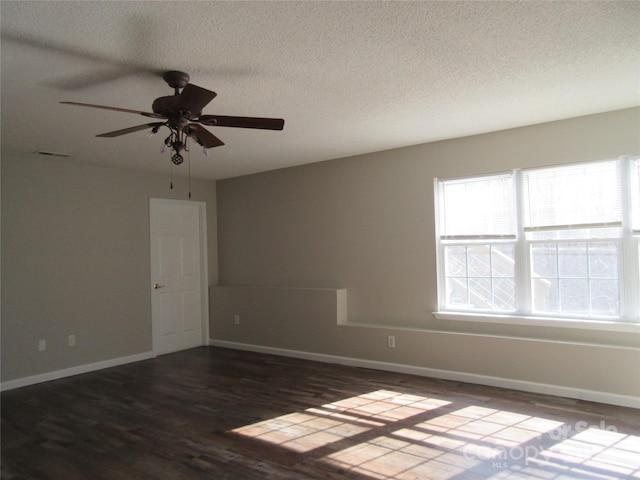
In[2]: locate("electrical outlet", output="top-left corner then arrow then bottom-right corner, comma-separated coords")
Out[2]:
68,334 -> 76,346
38,339 -> 46,351
234,315 -> 240,325
387,335 -> 396,348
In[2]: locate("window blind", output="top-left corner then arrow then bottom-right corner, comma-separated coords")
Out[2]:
438,173 -> 516,239
522,160 -> 622,231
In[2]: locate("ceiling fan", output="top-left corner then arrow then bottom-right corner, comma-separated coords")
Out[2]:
61,70 -> 284,165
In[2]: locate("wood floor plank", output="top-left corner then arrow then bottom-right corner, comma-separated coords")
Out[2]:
2,346 -> 639,479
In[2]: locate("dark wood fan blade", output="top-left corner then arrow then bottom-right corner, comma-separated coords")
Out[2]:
60,101 -> 165,119
198,115 -> 285,130
176,84 -> 217,115
55,68 -> 162,91
96,122 -> 166,138
2,31 -> 157,89
186,124 -> 225,148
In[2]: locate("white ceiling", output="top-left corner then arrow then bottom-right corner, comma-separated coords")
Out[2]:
2,1 -> 639,180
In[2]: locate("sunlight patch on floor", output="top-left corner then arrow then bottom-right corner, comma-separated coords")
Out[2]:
231,390 -> 450,453
322,404 -> 564,479
230,389 -> 640,479
323,434 -> 480,479
529,427 -> 640,478
232,410 -> 372,453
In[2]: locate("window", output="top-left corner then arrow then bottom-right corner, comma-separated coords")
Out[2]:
435,157 -> 640,323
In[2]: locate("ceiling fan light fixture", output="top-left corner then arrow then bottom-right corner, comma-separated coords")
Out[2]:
171,152 -> 184,165
147,125 -> 161,138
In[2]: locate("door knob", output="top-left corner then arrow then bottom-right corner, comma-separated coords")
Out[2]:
153,283 -> 165,289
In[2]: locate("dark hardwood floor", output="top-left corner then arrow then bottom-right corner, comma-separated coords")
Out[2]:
2,347 -> 639,479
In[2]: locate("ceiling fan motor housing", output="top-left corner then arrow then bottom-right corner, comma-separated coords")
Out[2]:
162,70 -> 190,90
152,95 -> 199,120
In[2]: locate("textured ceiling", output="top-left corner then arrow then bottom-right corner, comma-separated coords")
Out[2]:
1,1 -> 639,180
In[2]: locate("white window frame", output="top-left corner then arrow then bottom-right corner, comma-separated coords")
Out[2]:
434,156 -> 640,333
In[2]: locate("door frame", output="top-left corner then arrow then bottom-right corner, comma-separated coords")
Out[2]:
149,198 -> 209,355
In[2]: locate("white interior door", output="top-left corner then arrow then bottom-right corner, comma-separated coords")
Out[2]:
150,199 -> 208,355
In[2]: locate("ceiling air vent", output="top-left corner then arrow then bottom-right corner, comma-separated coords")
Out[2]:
33,151 -> 71,158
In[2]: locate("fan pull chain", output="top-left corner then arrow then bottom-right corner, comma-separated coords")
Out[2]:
188,148 -> 192,199
170,160 -> 174,190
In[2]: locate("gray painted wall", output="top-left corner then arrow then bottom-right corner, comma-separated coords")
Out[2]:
3,108 -> 639,403
1,156 -> 217,381
213,108 -> 640,401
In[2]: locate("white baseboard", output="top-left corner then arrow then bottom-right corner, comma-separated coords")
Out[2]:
0,351 -> 155,392
208,339 -> 640,409
4,342 -> 638,410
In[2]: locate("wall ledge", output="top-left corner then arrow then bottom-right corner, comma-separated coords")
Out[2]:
433,311 -> 640,334
339,321 -> 640,350
208,339 -> 640,409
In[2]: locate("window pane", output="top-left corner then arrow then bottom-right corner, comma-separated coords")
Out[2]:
445,246 -> 467,276
631,158 -> 640,231
438,174 -> 515,238
531,243 -> 558,277
492,244 -> 515,277
588,242 -> 618,279
494,277 -> 515,310
469,277 -> 492,309
443,244 -> 515,311
558,243 -> 588,278
590,279 -> 619,316
468,245 -> 490,277
530,240 -> 620,317
560,279 -> 589,313
523,161 -> 621,229
446,277 -> 469,307
532,278 -> 558,312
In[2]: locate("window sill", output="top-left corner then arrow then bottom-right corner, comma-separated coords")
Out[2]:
433,311 -> 640,334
